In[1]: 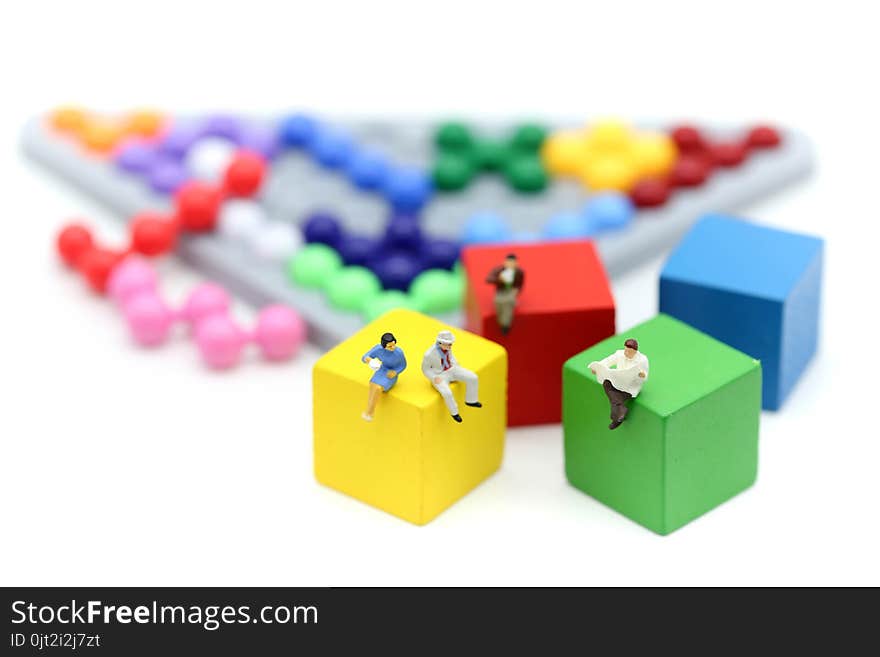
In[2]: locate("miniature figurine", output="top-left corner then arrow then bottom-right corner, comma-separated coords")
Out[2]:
422,330 -> 482,423
361,332 -> 407,421
589,338 -> 649,430
485,253 -> 524,335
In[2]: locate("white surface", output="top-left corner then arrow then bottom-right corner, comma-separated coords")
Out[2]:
0,0 -> 877,587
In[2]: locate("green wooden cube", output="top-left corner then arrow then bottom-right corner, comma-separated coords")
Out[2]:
563,314 -> 762,535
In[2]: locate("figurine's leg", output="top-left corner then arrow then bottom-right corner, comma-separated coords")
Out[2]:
364,383 -> 383,419
603,380 -> 632,429
603,380 -> 617,419
432,377 -> 459,415
452,366 -> 480,406
494,289 -> 516,332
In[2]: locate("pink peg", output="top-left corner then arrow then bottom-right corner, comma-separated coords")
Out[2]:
63,236 -> 305,368
107,257 -> 159,306
194,314 -> 249,369
122,291 -> 175,346
179,283 -> 232,324
253,305 -> 307,361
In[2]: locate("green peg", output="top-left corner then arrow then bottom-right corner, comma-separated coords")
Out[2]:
505,155 -> 549,193
510,123 -> 548,152
435,121 -> 475,152
326,266 -> 382,311
362,291 -> 416,322
287,244 -> 343,288
409,269 -> 463,314
432,152 -> 475,191
473,139 -> 509,171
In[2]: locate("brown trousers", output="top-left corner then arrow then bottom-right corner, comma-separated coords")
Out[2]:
603,379 -> 633,423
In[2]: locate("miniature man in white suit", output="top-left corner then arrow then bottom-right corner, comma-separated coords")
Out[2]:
589,338 -> 649,430
422,330 -> 482,423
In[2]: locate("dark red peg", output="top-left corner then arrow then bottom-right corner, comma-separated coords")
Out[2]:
746,125 -> 782,149
710,141 -> 748,167
630,178 -> 672,208
669,154 -> 712,188
670,125 -> 707,154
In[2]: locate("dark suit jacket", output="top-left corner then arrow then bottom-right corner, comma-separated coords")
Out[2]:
485,266 -> 524,291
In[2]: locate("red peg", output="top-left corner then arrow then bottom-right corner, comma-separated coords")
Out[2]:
710,141 -> 748,167
746,125 -> 781,149
56,223 -> 94,266
223,150 -> 266,197
174,181 -> 223,232
670,125 -> 707,154
630,178 -> 672,208
669,154 -> 713,188
130,211 -> 178,256
78,248 -> 125,293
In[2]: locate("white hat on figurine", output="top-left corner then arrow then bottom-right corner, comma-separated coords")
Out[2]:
436,330 -> 455,345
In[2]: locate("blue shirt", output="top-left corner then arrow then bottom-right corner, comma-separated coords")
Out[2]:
362,344 -> 407,391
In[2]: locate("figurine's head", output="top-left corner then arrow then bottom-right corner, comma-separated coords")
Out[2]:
624,338 -> 639,359
381,332 -> 397,350
436,330 -> 455,352
504,253 -> 517,269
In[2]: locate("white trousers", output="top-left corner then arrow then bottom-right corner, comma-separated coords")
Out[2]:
431,366 -> 479,415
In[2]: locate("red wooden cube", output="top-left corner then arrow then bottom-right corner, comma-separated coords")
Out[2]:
461,240 -> 615,426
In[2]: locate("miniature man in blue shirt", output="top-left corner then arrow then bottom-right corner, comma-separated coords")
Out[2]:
361,332 -> 407,422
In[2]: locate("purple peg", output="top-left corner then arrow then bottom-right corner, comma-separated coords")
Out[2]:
203,115 -> 242,141
236,124 -> 281,160
158,123 -> 205,159
148,158 -> 190,195
115,142 -> 158,174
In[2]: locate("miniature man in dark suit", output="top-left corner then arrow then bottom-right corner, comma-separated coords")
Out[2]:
485,253 -> 525,335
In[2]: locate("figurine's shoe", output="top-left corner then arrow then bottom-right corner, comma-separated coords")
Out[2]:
500,326 -> 510,335
465,401 -> 482,408
361,412 -> 373,422
451,414 -> 463,423
609,419 -> 622,430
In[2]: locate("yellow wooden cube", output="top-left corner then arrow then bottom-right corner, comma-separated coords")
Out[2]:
313,309 -> 508,525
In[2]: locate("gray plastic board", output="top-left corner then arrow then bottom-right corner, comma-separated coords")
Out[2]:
21,114 -> 814,349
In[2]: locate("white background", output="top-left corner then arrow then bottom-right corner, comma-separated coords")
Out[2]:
0,0 -> 877,586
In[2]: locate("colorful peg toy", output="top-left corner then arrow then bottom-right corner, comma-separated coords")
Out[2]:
106,258 -> 305,369
55,145 -> 269,293
57,220 -> 305,369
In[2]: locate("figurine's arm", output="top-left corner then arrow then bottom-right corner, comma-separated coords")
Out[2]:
362,345 -> 381,364
600,352 -> 620,369
421,351 -> 438,378
485,266 -> 501,284
638,356 -> 649,379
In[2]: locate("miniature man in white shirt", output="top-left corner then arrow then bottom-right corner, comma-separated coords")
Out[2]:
589,338 -> 649,430
422,330 -> 482,423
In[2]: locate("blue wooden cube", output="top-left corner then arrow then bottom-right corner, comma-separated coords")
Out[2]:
660,214 -> 823,410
